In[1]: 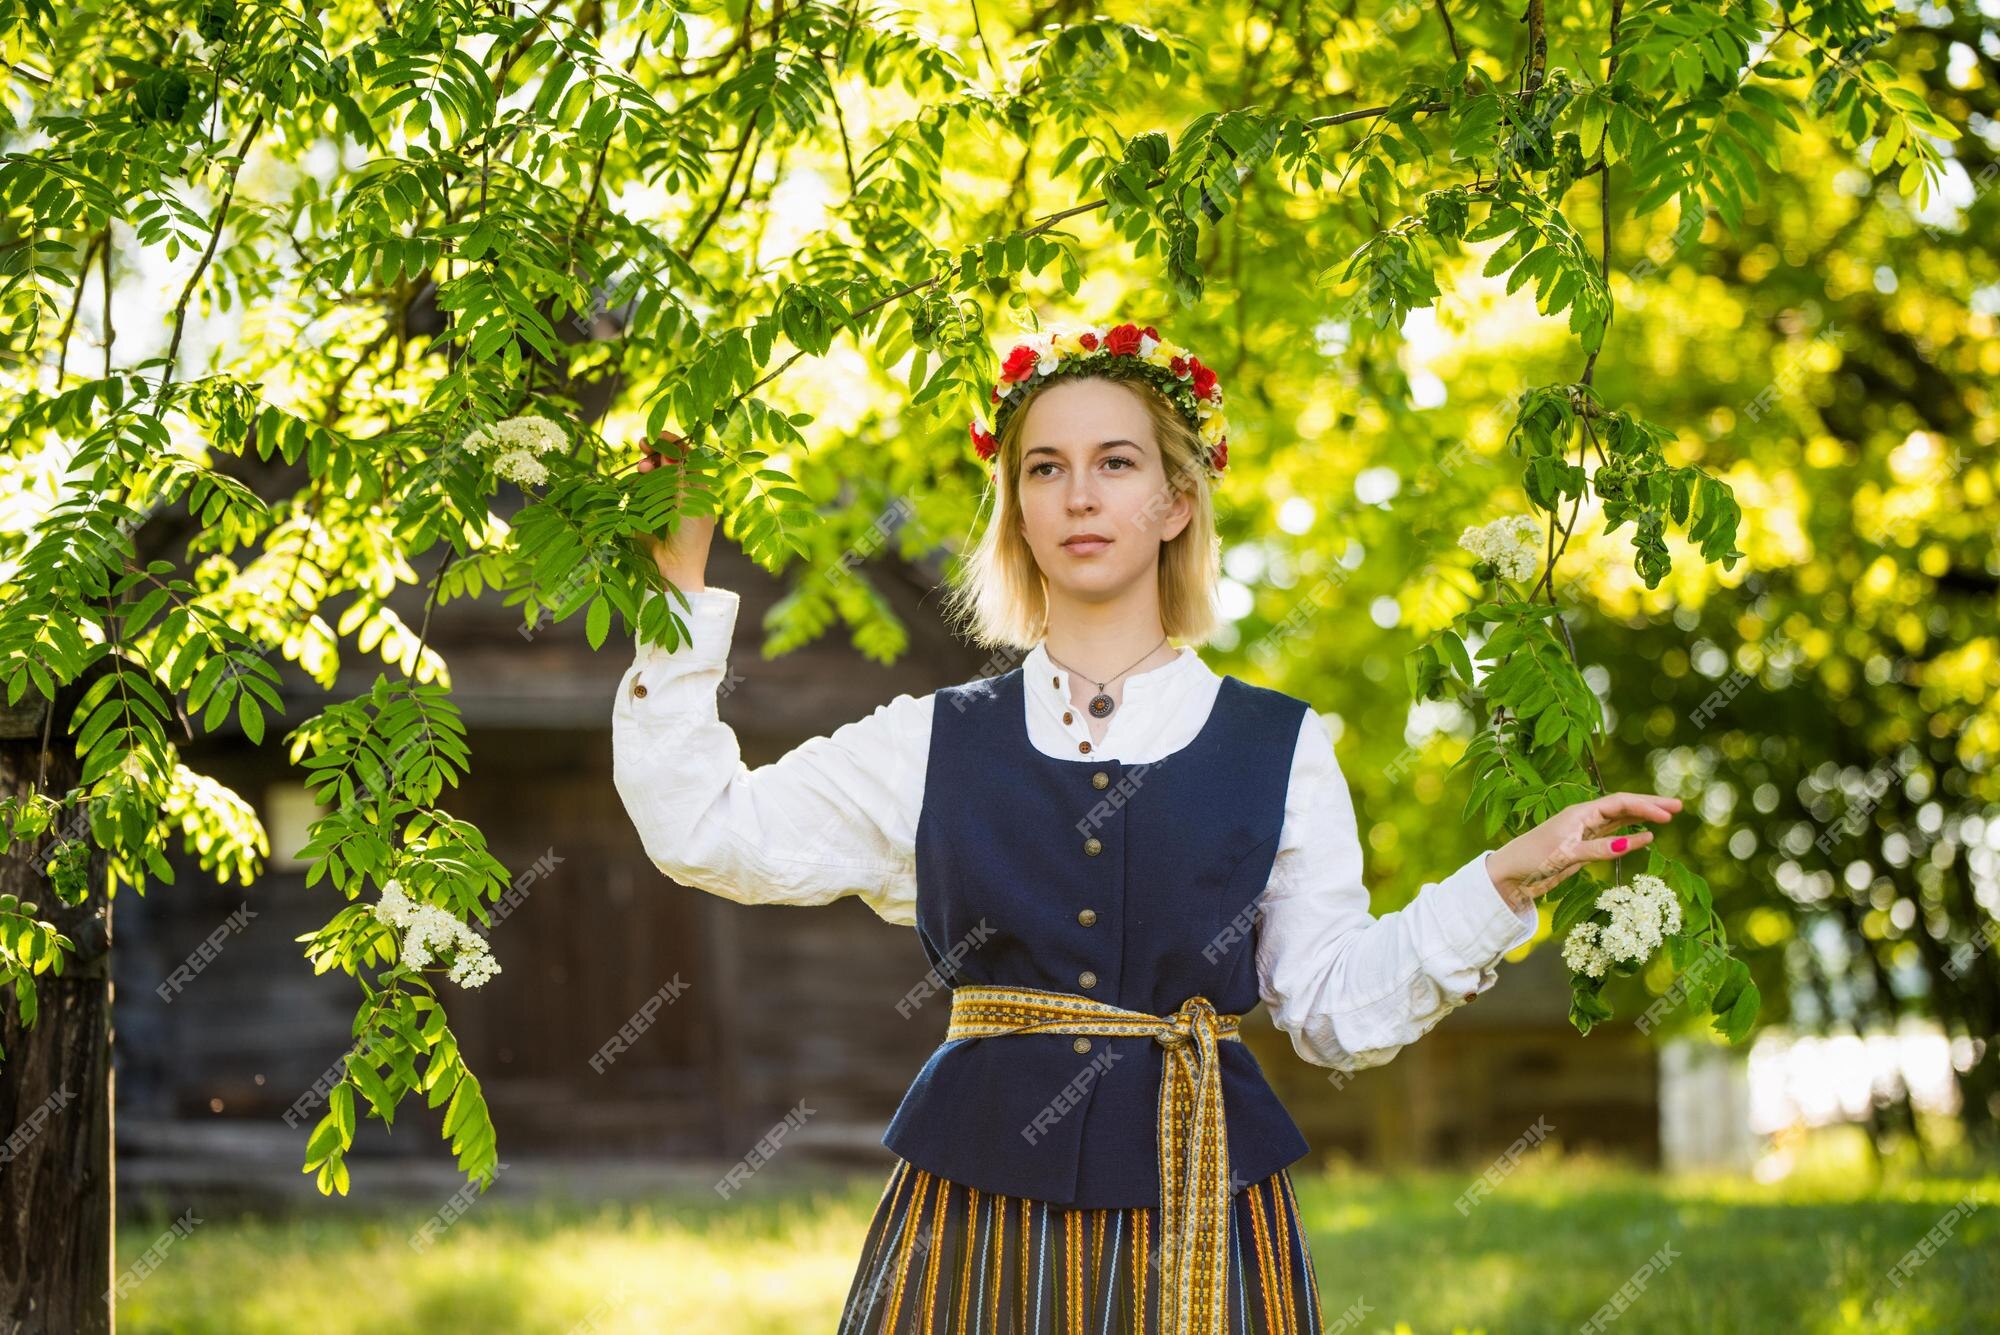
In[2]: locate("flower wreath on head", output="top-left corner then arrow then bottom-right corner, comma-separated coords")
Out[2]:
968,321 -> 1230,478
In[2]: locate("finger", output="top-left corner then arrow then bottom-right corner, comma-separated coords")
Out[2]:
1590,792 -> 1679,829
1579,829 -> 1656,862
1601,791 -> 1678,815
1587,812 -> 1673,841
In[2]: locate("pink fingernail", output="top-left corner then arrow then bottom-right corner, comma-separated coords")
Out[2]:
1611,837 -> 1629,853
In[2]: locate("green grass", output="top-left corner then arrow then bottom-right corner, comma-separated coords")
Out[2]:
115,1133 -> 1997,1334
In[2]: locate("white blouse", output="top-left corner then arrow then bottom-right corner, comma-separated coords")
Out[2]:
610,586 -> 1539,1073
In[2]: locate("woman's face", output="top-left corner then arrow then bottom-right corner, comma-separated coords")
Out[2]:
1014,377 -> 1192,605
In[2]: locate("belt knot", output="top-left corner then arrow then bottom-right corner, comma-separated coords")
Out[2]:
1155,994 -> 1224,1048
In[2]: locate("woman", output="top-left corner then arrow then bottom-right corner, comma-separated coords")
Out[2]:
610,321 -> 1683,1334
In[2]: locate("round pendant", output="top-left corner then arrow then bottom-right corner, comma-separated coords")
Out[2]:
1088,692 -> 1115,718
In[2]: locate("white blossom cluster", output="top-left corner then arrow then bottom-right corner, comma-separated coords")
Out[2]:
1561,872 -> 1683,979
1458,515 -> 1543,582
374,878 -> 501,988
464,414 -> 567,489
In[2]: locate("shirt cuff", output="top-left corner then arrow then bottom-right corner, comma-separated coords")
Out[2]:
635,584 -> 740,670
1433,849 -> 1539,963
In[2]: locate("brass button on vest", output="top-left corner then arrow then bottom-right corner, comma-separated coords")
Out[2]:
1083,837 -> 1102,856
1072,1036 -> 1091,1053
1077,908 -> 1097,926
1078,970 -> 1097,989
1091,771 -> 1109,789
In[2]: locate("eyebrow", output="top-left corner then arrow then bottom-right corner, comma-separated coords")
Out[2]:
1023,439 -> 1143,458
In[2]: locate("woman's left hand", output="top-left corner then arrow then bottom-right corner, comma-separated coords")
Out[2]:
1485,792 -> 1686,914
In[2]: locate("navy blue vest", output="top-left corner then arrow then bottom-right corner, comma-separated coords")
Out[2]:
880,662 -> 1315,1208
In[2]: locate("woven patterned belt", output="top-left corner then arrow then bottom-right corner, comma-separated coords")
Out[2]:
944,982 -> 1244,1335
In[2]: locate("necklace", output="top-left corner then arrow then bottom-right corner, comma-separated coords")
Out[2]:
1044,634 -> 1170,720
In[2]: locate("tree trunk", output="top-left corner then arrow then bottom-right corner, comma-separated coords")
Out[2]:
0,691 -> 114,1335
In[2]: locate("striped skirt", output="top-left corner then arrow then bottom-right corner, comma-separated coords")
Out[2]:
837,1157 -> 1324,1334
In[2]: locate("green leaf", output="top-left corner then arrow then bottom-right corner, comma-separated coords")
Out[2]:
442,1073 -> 474,1136
1718,979 -> 1760,1043
1869,119 -> 1903,172
330,1080 -> 356,1143
304,1111 -> 344,1165
238,694 -> 265,745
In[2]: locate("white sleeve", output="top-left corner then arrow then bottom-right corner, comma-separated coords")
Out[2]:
1254,710 -> 1538,1072
609,584 -> 925,927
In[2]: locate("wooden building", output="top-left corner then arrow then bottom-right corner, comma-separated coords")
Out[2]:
112,540 -> 1659,1200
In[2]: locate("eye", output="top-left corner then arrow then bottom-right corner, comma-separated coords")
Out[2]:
1027,456 -> 1134,477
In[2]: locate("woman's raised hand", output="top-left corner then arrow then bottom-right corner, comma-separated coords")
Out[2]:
1485,792 -> 1687,913
631,429 -> 716,592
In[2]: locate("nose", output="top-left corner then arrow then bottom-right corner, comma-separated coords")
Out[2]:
1063,470 -> 1099,513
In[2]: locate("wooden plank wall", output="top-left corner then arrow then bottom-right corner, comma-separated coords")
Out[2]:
110,544 -> 1663,1175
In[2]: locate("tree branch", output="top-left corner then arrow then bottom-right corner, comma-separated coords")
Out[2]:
151,111 -> 266,415
54,230 -> 106,385
1433,0 -> 1464,62
1581,0 -> 1625,390
1522,0 -> 1547,96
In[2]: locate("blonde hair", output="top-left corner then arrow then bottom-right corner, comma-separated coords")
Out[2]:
940,369 -> 1222,654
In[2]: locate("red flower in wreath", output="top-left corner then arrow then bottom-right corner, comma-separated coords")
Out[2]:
1209,438 -> 1229,471
1189,357 -> 1218,401
999,344 -> 1041,383
970,419 -> 998,462
1102,323 -> 1145,357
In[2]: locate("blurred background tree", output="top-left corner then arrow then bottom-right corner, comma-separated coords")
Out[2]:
0,0 -> 1993,1323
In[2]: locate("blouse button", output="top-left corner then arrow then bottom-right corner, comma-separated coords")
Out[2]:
1078,970 -> 1097,989
1052,675 -> 1060,688
1463,992 -> 1478,1003
1083,837 -> 1102,856
1077,908 -> 1097,926
632,681 -> 648,699
1063,711 -> 1074,725
1078,741 -> 1091,754
1091,771 -> 1109,789
1072,1037 -> 1092,1053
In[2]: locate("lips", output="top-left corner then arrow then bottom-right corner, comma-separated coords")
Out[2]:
1062,534 -> 1112,553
